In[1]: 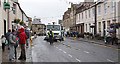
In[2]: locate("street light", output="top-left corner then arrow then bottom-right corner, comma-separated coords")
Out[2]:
4,2 -> 10,30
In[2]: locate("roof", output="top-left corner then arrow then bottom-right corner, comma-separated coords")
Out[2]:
32,19 -> 41,24
15,2 -> 29,18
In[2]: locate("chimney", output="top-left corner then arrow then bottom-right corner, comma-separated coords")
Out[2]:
84,0 -> 94,2
13,0 -> 18,2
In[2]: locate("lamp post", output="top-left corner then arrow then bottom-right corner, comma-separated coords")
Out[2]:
4,1 -> 10,30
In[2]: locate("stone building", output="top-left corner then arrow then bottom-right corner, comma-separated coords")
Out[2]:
63,8 -> 71,32
76,2 -> 95,34
96,0 -> 120,39
32,18 -> 46,36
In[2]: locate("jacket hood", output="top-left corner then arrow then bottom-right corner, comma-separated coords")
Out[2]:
19,28 -> 25,33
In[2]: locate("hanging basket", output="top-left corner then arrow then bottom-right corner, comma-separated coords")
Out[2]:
14,19 -> 20,24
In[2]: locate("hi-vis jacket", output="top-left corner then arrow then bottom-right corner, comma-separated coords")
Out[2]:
48,32 -> 54,37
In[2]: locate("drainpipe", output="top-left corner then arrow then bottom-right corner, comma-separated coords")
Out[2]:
94,2 -> 97,35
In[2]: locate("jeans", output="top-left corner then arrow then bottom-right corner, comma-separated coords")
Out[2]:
26,39 -> 29,47
9,44 -> 15,60
19,44 -> 26,59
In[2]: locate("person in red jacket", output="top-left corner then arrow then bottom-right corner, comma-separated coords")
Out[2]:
18,27 -> 27,60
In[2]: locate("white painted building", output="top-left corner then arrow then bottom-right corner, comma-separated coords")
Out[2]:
96,0 -> 120,39
0,0 -> 29,46
76,1 -> 95,34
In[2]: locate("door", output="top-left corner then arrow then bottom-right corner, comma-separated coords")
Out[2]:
4,20 -> 6,35
103,21 -> 106,37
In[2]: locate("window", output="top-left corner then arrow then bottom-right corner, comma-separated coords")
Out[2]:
85,11 -> 87,19
13,3 -> 16,14
111,0 -> 116,12
0,0 -> 1,7
77,14 -> 79,21
92,8 -> 95,16
86,24 -> 87,32
104,2 -> 107,14
35,25 -> 37,27
98,22 -> 101,33
107,20 -> 110,27
98,5 -> 101,15
89,9 -> 91,18
79,14 -> 80,20
82,12 -> 83,19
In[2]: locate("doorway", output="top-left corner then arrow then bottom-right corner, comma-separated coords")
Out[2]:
4,20 -> 6,35
103,21 -> 106,37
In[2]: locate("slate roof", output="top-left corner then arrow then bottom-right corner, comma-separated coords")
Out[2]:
32,19 -> 41,24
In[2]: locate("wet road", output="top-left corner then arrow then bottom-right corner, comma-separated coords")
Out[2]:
31,36 -> 118,62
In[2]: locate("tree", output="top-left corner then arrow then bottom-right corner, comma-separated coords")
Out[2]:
19,21 -> 24,26
14,19 -> 20,24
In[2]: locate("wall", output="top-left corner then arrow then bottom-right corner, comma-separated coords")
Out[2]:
97,0 -> 120,37
16,4 -> 22,20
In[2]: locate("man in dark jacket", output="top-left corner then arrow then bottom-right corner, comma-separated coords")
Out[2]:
5,29 -> 11,45
5,29 -> 11,50
18,27 -> 27,60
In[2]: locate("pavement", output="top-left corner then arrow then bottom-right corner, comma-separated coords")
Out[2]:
67,37 -> 120,49
1,42 -> 32,63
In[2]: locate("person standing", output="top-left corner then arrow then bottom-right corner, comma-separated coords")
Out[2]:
105,32 -> 111,44
25,27 -> 30,48
1,35 -> 6,52
48,29 -> 54,45
12,29 -> 19,59
5,29 -> 11,49
18,27 -> 27,60
9,29 -> 17,61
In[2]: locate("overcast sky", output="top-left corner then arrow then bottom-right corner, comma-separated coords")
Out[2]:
19,0 -> 97,24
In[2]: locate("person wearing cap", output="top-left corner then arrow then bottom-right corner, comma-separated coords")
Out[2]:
48,29 -> 54,45
18,27 -> 27,60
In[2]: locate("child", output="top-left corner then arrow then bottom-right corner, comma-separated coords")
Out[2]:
1,35 -> 6,52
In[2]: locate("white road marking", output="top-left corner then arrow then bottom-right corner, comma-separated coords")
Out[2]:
84,51 -> 90,54
59,49 -> 62,51
76,49 -> 80,50
63,51 -> 67,54
68,54 -> 72,58
76,58 -> 81,62
107,59 -> 114,62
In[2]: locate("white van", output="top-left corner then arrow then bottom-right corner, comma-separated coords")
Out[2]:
44,24 -> 64,41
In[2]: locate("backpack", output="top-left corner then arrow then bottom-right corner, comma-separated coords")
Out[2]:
25,30 -> 30,39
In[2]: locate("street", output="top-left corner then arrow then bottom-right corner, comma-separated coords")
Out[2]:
31,36 -> 118,62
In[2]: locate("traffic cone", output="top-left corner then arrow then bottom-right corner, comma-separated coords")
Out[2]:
30,37 -> 33,47
73,37 -> 76,40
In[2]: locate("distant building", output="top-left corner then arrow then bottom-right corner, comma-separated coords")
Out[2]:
32,18 -> 46,36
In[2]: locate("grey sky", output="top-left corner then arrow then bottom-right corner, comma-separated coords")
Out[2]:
19,0 -> 97,24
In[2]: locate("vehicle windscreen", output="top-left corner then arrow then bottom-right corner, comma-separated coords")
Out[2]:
47,25 -> 60,31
